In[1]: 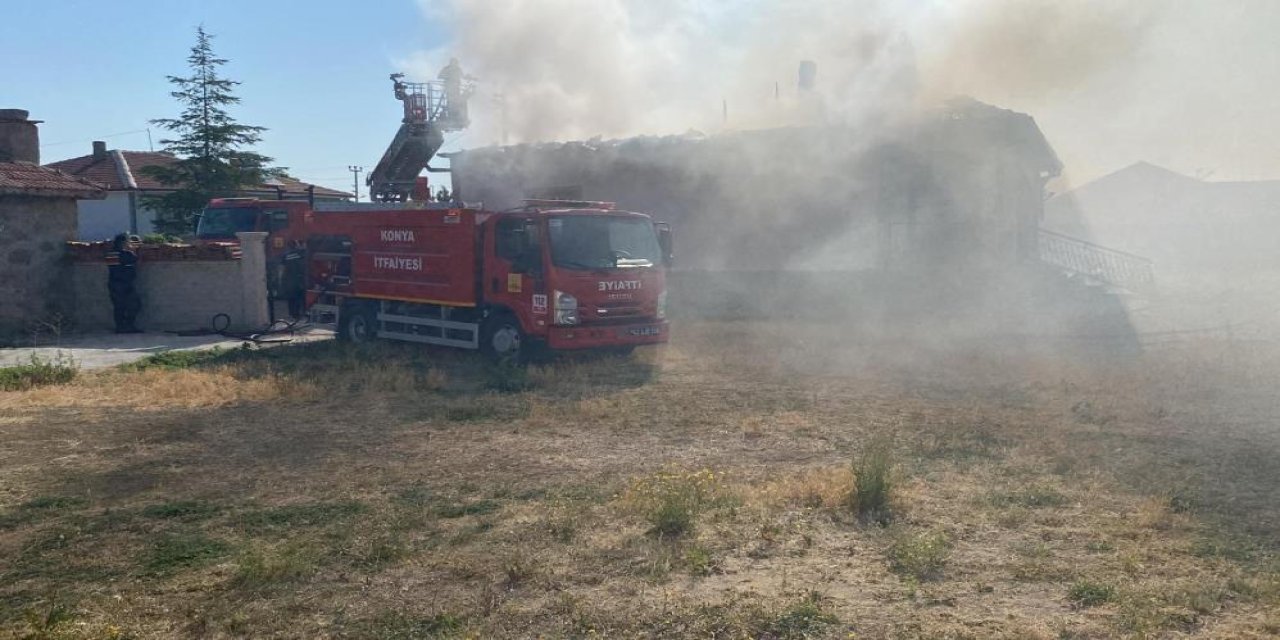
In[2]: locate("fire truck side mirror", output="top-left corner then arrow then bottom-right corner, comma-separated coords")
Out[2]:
656,223 -> 673,266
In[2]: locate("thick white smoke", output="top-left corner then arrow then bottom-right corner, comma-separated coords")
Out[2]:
413,0 -> 925,142
411,0 -> 1280,185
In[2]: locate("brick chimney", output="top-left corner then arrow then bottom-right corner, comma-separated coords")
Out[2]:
93,140 -> 107,159
0,108 -> 41,164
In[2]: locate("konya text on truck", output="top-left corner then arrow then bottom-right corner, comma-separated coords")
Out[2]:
196,198 -> 673,360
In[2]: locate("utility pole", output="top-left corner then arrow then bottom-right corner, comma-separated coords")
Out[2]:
348,165 -> 363,202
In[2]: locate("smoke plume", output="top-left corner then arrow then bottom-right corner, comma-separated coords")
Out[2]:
412,0 -> 1279,184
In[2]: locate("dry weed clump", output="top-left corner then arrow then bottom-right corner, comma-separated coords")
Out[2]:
0,366 -> 301,410
1067,579 -> 1117,608
2,342 -> 464,411
753,467 -> 855,511
233,540 -> 322,588
296,360 -> 449,395
620,469 -> 731,538
887,528 -> 951,580
1135,495 -> 1191,531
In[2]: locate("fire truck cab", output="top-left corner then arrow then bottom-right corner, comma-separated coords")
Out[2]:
198,198 -> 672,360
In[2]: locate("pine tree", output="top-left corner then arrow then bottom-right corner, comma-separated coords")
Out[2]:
142,26 -> 276,236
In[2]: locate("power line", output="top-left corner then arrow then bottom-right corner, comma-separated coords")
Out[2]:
39,128 -> 150,148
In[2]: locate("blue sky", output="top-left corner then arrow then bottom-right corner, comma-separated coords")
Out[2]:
2,0 -> 450,195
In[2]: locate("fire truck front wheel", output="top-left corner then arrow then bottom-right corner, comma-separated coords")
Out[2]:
480,312 -> 524,362
338,303 -> 378,343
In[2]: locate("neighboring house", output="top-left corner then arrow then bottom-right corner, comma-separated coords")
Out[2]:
1044,162 -> 1280,280
0,109 -> 106,340
46,142 -> 352,240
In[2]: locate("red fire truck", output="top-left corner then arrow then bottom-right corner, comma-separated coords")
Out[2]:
195,198 -> 672,360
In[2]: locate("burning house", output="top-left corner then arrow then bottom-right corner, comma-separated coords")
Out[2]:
449,98 -> 1062,276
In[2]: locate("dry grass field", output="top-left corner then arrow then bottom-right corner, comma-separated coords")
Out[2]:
2,321 -> 1279,639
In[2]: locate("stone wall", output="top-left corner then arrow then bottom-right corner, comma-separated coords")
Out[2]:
0,195 -> 79,341
70,232 -> 269,333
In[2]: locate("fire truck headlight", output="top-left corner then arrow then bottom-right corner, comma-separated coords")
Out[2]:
555,308 -> 580,325
656,289 -> 668,320
553,290 -> 579,326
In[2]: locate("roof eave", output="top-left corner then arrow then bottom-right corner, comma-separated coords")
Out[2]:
0,187 -> 107,199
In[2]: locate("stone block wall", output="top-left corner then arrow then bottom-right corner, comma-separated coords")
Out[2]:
70,232 -> 269,332
0,195 -> 79,341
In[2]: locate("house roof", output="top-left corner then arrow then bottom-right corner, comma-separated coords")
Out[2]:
45,149 -> 352,199
0,162 -> 107,198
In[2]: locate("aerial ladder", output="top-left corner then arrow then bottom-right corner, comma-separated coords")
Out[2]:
366,60 -> 473,202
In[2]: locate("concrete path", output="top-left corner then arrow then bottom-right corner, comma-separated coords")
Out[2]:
0,327 -> 334,370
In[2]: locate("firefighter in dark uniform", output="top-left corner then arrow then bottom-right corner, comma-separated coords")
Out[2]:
438,58 -> 469,127
106,233 -> 142,333
280,240 -> 307,320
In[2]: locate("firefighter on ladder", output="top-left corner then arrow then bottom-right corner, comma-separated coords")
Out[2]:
438,58 -> 470,128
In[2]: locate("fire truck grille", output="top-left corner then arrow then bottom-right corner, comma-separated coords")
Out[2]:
589,306 -> 649,324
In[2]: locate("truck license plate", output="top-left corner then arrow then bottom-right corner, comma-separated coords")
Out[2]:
627,326 -> 662,336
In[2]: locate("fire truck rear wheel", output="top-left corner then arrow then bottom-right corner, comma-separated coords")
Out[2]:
339,304 -> 378,343
481,312 -> 524,361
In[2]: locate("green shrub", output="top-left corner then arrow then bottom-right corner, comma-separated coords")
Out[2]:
143,533 -> 232,573
123,348 -> 227,371
1068,580 -> 1116,607
239,501 -> 367,532
887,529 -> 951,580
684,545 -> 718,576
0,353 -> 77,391
21,495 -> 88,510
141,500 -> 220,520
233,542 -> 319,587
357,611 -> 464,639
849,436 -> 895,523
349,533 -> 412,570
623,469 -> 727,538
989,484 -> 1068,509
431,499 -> 501,519
762,592 -> 839,639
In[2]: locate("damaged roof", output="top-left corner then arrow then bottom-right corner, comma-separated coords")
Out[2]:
451,97 -> 1063,179
0,162 -> 107,198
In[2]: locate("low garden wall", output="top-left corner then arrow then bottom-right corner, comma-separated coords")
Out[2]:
69,232 -> 269,332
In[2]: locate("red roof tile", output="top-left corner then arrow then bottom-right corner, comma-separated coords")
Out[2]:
46,150 -> 352,199
0,163 -> 107,198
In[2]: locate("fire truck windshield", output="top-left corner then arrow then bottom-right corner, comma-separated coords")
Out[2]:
196,207 -> 259,239
548,216 -> 661,270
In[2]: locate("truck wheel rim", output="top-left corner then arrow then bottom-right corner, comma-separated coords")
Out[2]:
350,315 -> 369,341
492,325 -> 520,354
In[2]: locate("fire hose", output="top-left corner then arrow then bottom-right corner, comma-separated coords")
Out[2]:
169,314 -> 303,344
